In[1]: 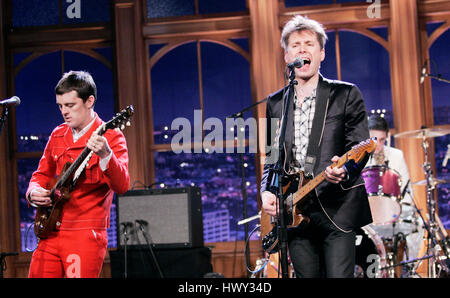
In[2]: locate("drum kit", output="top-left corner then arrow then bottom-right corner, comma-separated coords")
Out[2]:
248,126 -> 450,278
356,127 -> 450,278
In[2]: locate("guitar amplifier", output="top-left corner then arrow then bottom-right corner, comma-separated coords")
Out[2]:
116,187 -> 204,248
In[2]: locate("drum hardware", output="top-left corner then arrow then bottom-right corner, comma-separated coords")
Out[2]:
413,178 -> 448,186
393,127 -> 450,139
402,187 -> 450,277
394,127 -> 450,277
382,232 -> 407,278
379,254 -> 434,276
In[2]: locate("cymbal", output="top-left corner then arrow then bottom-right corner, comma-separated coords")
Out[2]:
413,178 -> 448,186
394,127 -> 450,139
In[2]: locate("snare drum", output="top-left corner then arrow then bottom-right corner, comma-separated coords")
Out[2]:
362,166 -> 402,225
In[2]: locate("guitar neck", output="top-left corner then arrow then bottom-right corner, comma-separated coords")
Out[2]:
55,146 -> 92,189
292,152 -> 351,206
55,125 -> 109,190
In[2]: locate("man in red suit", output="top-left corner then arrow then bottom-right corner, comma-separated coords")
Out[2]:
26,70 -> 130,278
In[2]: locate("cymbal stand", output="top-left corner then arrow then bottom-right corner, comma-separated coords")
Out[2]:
420,136 -> 449,277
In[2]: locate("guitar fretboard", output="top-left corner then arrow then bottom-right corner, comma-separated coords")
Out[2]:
54,125 -> 106,191
291,145 -> 369,206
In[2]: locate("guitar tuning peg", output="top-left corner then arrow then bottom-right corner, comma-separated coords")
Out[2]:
121,124 -> 125,130
126,121 -> 131,127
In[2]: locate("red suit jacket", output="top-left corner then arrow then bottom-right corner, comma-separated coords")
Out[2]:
27,114 -> 130,230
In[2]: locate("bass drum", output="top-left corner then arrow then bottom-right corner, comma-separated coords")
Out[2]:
355,226 -> 388,278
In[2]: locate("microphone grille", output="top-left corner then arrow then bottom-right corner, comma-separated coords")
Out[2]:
13,96 -> 21,105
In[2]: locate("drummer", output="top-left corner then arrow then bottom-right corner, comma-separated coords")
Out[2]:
365,114 -> 423,262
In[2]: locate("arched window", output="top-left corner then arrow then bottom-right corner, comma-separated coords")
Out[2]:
149,41 -> 258,242
339,30 -> 392,126
427,24 -> 450,228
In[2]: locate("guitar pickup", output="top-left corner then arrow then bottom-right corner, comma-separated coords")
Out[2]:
284,193 -> 294,215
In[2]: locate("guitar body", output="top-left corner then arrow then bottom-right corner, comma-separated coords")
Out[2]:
34,162 -> 72,239
259,138 -> 377,254
261,172 -> 313,254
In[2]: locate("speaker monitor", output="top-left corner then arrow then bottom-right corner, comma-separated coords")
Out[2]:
117,187 -> 203,248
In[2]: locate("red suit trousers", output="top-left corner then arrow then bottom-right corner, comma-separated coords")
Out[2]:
28,229 -> 108,278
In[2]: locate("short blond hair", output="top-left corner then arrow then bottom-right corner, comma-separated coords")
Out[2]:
280,15 -> 328,51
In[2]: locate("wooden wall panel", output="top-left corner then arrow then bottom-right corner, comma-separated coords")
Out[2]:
389,0 -> 427,216
0,0 -> 19,278
248,0 -> 285,184
113,0 -> 153,186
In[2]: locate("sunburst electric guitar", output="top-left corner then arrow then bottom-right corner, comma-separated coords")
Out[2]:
34,105 -> 134,239
260,138 -> 376,254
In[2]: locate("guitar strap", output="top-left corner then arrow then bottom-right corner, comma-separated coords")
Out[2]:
304,78 -> 331,178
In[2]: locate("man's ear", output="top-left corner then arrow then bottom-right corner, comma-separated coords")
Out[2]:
86,95 -> 95,108
284,51 -> 290,64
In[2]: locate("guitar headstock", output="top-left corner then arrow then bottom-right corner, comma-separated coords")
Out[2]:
347,137 -> 377,163
101,105 -> 134,134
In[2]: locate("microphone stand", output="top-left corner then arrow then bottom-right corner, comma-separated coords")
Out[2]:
121,222 -> 131,278
135,220 -> 164,278
423,73 -> 450,84
227,98 -> 267,119
405,179 -> 449,277
239,153 -> 250,277
0,106 -> 8,138
267,66 -> 297,278
226,99 -> 267,278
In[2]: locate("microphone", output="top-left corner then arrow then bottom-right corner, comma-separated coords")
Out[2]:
287,58 -> 305,69
420,60 -> 428,84
0,96 -> 20,107
120,221 -> 133,229
135,219 -> 148,226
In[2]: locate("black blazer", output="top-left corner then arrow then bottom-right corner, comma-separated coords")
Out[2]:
260,74 -> 373,231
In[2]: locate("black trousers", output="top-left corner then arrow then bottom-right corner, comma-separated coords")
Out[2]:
288,210 -> 356,278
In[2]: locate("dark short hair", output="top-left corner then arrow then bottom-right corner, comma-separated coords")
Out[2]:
368,114 -> 389,133
55,70 -> 97,104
